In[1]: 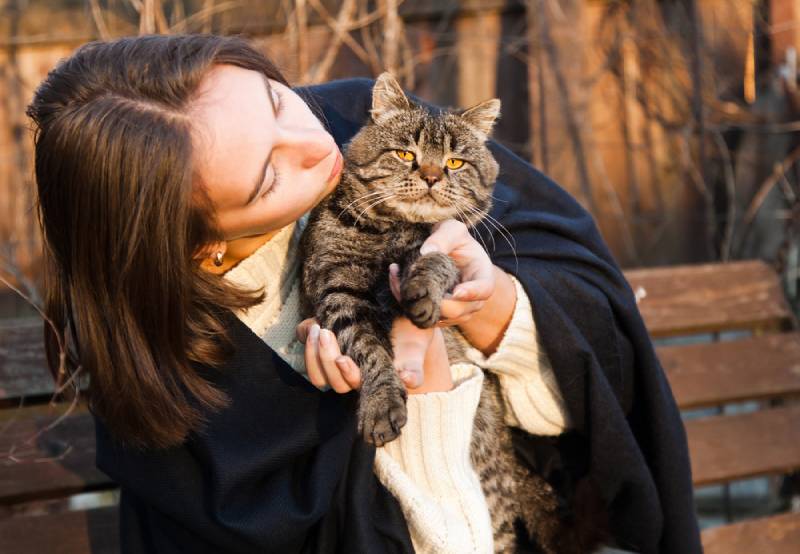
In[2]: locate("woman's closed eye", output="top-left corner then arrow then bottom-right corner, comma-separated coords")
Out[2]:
260,165 -> 282,200
272,88 -> 286,118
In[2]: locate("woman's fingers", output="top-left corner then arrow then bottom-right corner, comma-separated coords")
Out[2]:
299,320 -> 362,392
389,263 -> 402,303
316,328 -> 356,393
419,219 -> 470,255
303,323 -> 327,388
296,318 -> 316,343
452,275 -> 493,302
437,297 -> 487,324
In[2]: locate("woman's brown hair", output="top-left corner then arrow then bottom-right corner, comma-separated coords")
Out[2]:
27,35 -> 287,449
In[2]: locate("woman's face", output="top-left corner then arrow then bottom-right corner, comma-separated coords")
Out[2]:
189,64 -> 343,241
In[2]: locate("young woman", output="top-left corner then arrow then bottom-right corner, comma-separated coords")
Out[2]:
28,35 -> 701,553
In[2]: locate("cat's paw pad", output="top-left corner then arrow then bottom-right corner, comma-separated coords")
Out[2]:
358,385 -> 408,447
400,279 -> 440,328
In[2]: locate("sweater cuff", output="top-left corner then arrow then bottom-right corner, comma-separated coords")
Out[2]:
374,363 -> 494,553
461,275 -> 570,435
463,274 -> 539,373
379,362 -> 483,489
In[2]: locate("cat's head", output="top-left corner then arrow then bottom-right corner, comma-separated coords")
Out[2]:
342,72 -> 500,225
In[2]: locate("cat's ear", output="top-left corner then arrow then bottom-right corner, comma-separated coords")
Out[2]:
460,99 -> 501,138
371,72 -> 410,122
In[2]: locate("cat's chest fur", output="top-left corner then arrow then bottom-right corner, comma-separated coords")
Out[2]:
317,186 -> 432,268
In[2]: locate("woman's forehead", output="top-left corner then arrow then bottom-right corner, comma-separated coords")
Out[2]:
189,66 -> 276,199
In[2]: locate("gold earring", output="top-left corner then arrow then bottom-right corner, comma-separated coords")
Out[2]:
213,251 -> 224,267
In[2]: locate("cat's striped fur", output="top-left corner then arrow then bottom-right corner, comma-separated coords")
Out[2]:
300,73 -> 591,553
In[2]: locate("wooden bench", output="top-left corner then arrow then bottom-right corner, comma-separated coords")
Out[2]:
626,259 -> 800,552
1,259 -> 799,552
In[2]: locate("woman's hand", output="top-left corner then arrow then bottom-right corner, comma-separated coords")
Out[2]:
296,313 -> 453,395
397,219 -> 517,356
296,319 -> 362,393
416,219 -> 496,327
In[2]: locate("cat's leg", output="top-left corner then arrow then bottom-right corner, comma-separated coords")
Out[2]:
316,291 -> 407,446
471,373 -> 522,553
398,251 -> 459,329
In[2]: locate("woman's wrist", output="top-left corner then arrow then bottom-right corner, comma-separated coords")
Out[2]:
409,328 -> 453,394
457,265 -> 517,356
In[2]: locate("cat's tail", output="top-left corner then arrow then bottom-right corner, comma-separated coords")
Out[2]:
518,473 -> 610,554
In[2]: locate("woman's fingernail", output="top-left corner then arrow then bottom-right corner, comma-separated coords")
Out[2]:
319,328 -> 331,347
453,288 -> 467,300
335,356 -> 349,372
420,244 -> 439,255
310,324 -> 320,343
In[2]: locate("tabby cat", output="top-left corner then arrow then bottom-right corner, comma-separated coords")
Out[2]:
299,73 -> 596,553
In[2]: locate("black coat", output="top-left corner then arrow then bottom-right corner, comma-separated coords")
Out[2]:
94,78 -> 702,553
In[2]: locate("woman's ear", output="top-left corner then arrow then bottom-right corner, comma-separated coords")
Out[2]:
370,72 -> 411,122
194,241 -> 227,271
460,98 -> 501,139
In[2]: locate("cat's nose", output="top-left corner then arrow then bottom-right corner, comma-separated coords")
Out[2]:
419,165 -> 443,186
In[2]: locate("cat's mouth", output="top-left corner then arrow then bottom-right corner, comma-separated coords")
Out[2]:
390,190 -> 459,223
404,188 -> 452,207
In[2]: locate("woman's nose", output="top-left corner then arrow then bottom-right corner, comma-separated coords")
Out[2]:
275,126 -> 334,169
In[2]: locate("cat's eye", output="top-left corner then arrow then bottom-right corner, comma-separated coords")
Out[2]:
395,150 -> 415,162
446,158 -> 465,170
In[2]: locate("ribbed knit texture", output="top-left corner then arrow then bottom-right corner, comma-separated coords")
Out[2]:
224,215 -> 308,378
223,215 -> 570,553
456,276 -> 570,435
374,364 -> 493,554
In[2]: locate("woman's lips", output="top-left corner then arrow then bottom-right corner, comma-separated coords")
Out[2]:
327,150 -> 343,182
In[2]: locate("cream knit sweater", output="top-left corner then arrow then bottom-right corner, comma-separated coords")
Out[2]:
224,215 -> 570,553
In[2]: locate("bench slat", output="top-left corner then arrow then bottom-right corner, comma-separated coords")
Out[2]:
685,404 -> 800,486
623,260 -> 793,337
658,332 -> 800,409
0,404 -> 114,505
0,319 -> 53,404
0,506 -> 119,554
702,511 -> 800,554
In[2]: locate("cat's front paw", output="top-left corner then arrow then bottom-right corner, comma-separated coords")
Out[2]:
399,252 -> 457,328
358,382 -> 408,446
401,274 -> 442,328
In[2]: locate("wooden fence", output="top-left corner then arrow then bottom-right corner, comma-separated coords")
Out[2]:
2,0 -> 800,315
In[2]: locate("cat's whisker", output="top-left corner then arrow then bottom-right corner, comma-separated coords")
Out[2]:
452,198 -> 495,253
336,190 -> 394,222
489,193 -> 510,204
453,202 -> 491,255
454,199 -> 496,251
461,202 -> 518,272
463,201 -> 517,249
355,194 -> 396,226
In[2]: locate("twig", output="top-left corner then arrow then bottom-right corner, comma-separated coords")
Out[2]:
306,0 -> 365,82
167,1 -> 240,34
740,144 -> 800,247
712,130 -> 737,261
88,0 -> 111,40
382,0 -> 401,74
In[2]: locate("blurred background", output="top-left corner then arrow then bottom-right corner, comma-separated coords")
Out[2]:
2,0 -> 800,548
3,0 -> 800,312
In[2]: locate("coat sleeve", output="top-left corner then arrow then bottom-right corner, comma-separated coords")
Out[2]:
93,314 -> 414,554
483,139 -> 702,553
